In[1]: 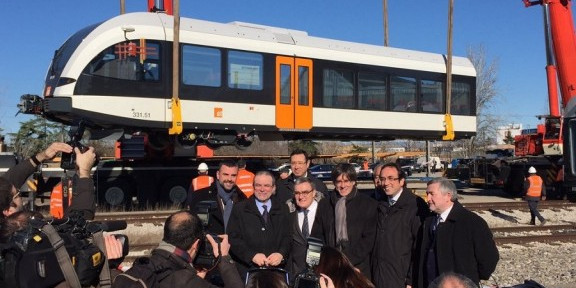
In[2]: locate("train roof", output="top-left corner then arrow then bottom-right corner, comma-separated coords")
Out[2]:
72,12 -> 475,77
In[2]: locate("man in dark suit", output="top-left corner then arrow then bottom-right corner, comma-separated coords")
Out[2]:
286,177 -> 324,280
228,171 -> 292,280
275,149 -> 328,202
372,163 -> 430,288
416,177 -> 499,288
314,163 -> 377,279
188,160 -> 246,234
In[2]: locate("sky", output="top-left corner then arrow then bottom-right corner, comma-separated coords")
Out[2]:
0,1 -> 558,141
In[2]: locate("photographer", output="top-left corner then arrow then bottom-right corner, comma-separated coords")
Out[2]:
118,211 -> 242,288
1,142 -> 97,220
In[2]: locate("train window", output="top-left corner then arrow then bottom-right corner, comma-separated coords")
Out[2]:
358,72 -> 386,110
298,66 -> 309,106
182,45 -> 221,87
85,40 -> 160,82
420,79 -> 443,113
280,64 -> 291,104
228,51 -> 263,90
323,69 -> 354,109
450,82 -> 471,115
391,76 -> 417,112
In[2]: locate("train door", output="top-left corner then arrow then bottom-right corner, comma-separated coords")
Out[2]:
275,57 -> 313,130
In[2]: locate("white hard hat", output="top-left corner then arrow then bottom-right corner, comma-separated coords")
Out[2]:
198,162 -> 209,172
528,166 -> 537,174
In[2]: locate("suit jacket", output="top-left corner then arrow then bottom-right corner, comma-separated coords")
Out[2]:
187,182 -> 246,234
372,189 -> 430,288
313,187 -> 377,279
228,196 -> 292,279
275,173 -> 328,203
415,201 -> 499,288
286,197 -> 324,281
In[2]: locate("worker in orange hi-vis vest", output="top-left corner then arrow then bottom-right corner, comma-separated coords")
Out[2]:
524,166 -> 547,226
191,162 -> 214,192
50,177 -> 73,219
235,159 -> 255,198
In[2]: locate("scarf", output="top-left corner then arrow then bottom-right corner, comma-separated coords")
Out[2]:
335,195 -> 348,244
217,182 -> 234,231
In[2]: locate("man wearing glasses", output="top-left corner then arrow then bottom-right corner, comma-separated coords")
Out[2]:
285,177 -> 324,280
0,142 -> 97,219
372,163 -> 430,288
275,149 -> 328,203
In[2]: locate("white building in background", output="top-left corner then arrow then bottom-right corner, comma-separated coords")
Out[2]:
386,147 -> 406,152
496,124 -> 523,144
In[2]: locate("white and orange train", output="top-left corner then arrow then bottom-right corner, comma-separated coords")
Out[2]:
22,12 -> 476,155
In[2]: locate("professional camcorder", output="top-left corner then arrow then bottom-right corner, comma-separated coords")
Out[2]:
193,201 -> 222,270
294,237 -> 324,288
0,212 -> 128,288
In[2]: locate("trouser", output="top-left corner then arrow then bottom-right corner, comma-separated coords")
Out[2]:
527,199 -> 545,223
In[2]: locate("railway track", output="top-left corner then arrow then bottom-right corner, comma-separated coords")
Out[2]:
464,200 -> 576,212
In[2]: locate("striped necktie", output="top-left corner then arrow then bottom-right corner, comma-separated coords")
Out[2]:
302,209 -> 309,239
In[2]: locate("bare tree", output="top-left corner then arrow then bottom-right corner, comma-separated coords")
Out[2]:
467,44 -> 502,155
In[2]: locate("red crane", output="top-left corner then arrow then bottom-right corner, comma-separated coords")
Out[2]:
516,0 -> 576,157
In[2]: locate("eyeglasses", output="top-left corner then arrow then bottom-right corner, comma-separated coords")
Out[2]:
378,177 -> 400,182
294,190 -> 314,196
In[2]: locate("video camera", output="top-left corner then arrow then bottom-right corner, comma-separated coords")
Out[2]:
0,212 -> 128,288
193,201 -> 222,270
60,121 -> 89,170
294,237 -> 324,288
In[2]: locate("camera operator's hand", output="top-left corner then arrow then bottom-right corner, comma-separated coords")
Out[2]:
319,273 -> 335,288
196,268 -> 208,279
252,253 -> 267,266
265,252 -> 283,267
75,146 -> 96,178
32,142 -> 73,165
104,234 -> 123,260
206,234 -> 230,257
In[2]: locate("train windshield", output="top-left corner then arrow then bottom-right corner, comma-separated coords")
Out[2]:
47,23 -> 100,81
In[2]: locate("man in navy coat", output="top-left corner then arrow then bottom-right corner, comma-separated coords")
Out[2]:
415,177 -> 499,288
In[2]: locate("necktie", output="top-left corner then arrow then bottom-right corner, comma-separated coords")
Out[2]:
262,205 -> 270,225
432,214 -> 441,233
302,209 -> 310,239
389,198 -> 396,206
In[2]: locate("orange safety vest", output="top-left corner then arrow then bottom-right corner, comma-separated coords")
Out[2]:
50,181 -> 72,219
191,175 -> 214,191
526,175 -> 543,197
236,168 -> 255,198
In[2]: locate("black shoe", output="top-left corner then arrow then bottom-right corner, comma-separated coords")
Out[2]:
540,219 -> 547,226
529,221 -> 536,225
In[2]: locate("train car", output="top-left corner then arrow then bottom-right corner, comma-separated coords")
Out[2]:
20,12 -> 477,155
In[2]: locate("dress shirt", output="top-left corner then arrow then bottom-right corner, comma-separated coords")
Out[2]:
298,200 -> 318,236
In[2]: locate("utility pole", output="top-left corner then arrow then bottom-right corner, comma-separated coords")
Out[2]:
383,0 -> 389,47
373,0 -> 389,164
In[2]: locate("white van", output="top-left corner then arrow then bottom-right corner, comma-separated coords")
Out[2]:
416,156 -> 442,172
